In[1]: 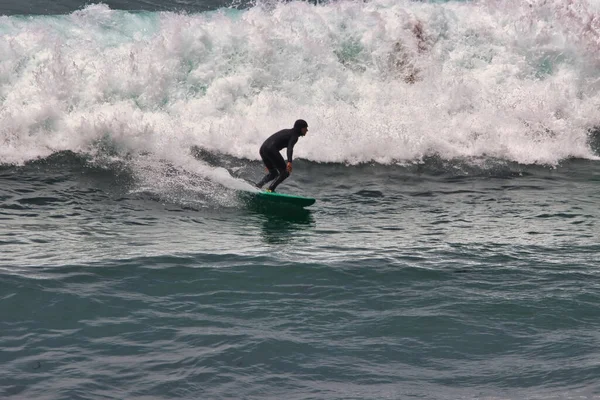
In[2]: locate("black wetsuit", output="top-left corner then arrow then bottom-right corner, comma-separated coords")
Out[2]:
256,128 -> 302,191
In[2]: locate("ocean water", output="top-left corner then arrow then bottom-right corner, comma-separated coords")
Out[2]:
2,0 -> 600,399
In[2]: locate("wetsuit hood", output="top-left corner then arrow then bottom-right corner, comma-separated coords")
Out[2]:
294,119 -> 308,135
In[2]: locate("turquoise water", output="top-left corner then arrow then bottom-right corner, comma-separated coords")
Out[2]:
2,155 -> 600,399
2,1 -> 600,398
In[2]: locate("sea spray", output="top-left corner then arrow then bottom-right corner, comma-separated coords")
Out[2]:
1,0 -> 599,175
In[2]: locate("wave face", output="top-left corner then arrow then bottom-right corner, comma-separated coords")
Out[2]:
2,0 -> 600,173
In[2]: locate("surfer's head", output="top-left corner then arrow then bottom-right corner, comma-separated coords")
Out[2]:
294,119 -> 308,136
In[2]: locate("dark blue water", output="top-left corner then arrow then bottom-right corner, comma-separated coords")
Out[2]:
2,0 -> 232,15
2,0 -> 600,399
2,154 -> 600,399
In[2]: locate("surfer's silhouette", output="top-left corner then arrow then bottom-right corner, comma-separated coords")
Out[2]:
256,119 -> 308,192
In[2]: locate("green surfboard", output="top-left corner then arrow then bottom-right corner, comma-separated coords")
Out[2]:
247,190 -> 316,208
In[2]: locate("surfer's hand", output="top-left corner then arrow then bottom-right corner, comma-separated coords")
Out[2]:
286,162 -> 293,173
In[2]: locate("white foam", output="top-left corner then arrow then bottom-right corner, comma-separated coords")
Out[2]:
1,0 -> 599,180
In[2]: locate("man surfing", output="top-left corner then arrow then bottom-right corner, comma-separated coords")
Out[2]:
255,119 -> 308,192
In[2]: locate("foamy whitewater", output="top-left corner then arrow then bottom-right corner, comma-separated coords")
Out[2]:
2,0 -> 600,176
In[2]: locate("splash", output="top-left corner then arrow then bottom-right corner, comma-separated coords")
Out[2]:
1,0 -> 599,180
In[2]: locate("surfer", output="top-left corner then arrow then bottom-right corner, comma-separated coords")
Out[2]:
255,119 -> 308,192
